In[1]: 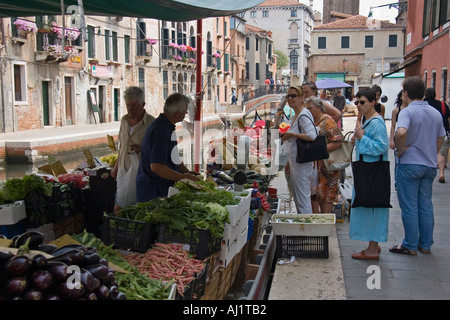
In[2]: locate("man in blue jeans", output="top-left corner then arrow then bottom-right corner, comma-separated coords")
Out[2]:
390,77 -> 446,255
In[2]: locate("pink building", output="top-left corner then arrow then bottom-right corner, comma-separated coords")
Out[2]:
402,0 -> 449,101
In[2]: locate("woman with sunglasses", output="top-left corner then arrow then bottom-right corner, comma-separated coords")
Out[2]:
281,86 -> 318,214
349,89 -> 390,260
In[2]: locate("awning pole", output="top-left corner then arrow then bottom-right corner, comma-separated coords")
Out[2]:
194,19 -> 203,173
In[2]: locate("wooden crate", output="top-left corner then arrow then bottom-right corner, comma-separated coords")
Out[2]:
201,247 -> 244,300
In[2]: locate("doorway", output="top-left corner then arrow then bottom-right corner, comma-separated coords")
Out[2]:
99,85 -> 105,123
42,81 -> 50,126
64,77 -> 74,125
113,88 -> 119,121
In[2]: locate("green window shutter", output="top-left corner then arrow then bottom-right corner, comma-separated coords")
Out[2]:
112,31 -> 118,61
216,51 -> 221,70
124,35 -> 130,64
105,29 -> 110,60
87,25 -> 95,58
224,53 -> 229,71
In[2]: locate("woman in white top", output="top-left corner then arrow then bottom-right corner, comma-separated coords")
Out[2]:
281,86 -> 318,213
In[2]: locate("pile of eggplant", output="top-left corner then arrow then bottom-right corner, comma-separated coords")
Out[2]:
0,232 -> 127,300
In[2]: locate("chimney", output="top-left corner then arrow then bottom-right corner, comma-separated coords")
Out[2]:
309,0 -> 314,10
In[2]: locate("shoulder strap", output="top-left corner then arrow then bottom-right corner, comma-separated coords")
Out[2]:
298,114 -> 318,135
441,101 -> 446,116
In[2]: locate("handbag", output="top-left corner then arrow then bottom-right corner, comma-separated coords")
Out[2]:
351,154 -> 392,208
296,115 -> 329,164
324,127 -> 353,171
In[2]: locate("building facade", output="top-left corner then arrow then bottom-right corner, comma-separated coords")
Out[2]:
322,0 -> 359,25
1,15 -> 249,133
399,0 -> 449,102
241,0 -> 316,84
308,15 -> 404,95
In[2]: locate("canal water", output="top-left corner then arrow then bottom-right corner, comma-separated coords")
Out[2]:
0,146 -> 114,181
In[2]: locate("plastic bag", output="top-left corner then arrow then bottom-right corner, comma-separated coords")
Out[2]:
116,153 -> 140,208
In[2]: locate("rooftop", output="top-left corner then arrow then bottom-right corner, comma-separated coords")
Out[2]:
314,14 -> 401,30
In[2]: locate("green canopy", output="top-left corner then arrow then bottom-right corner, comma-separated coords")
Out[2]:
0,0 -> 264,21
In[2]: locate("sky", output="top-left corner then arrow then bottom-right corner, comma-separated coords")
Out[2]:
299,0 -> 400,23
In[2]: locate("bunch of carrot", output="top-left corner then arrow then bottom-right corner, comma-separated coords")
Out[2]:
124,242 -> 206,297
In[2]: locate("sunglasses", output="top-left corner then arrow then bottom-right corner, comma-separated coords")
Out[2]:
286,94 -> 298,99
355,100 -> 367,106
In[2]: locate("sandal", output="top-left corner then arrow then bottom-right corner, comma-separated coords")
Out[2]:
389,245 -> 417,255
351,250 -> 379,260
418,246 -> 431,254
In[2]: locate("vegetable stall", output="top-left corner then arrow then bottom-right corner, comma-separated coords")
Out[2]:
0,169 -> 273,300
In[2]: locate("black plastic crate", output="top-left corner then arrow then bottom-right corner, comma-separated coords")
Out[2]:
192,261 -> 208,300
157,224 -> 221,260
275,235 -> 329,259
47,201 -> 75,224
50,185 -> 73,203
175,278 -> 194,300
102,215 -> 154,253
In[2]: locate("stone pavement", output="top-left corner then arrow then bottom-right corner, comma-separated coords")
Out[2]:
269,116 -> 450,300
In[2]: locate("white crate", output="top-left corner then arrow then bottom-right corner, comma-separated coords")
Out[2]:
0,201 -> 26,225
218,237 -> 238,267
225,189 -> 252,226
270,214 -> 336,236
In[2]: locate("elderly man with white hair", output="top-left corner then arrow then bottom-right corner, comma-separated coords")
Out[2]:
136,93 -> 200,202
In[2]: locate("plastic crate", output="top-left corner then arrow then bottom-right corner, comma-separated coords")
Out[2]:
175,278 -> 194,300
157,224 -> 221,260
275,235 -> 329,259
102,215 -> 154,253
0,221 -> 24,239
49,185 -> 73,203
192,262 -> 208,300
0,201 -> 26,225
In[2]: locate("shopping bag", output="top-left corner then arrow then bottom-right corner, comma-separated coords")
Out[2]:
351,154 -> 392,208
116,153 -> 140,208
324,140 -> 353,171
296,115 -> 329,164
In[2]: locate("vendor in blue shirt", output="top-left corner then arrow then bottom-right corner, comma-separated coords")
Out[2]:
136,93 -> 200,202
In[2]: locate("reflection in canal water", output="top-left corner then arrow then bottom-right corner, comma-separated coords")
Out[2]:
0,147 -> 114,181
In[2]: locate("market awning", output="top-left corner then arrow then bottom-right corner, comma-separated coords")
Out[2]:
0,0 -> 265,21
382,55 -> 421,78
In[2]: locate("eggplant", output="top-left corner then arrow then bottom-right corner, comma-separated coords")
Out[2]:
37,244 -> 58,254
24,289 -> 44,300
84,292 -> 98,300
0,250 -> 14,263
108,285 -> 119,300
93,277 -> 101,290
5,276 -> 28,296
31,270 -> 54,291
81,251 -> 100,266
5,255 -> 32,276
80,268 -> 96,292
55,282 -> 85,300
45,261 -> 69,281
85,264 -> 109,281
101,270 -> 116,286
116,292 -> 127,300
98,258 -> 108,266
49,249 -> 85,265
45,294 -> 62,300
32,254 -> 48,269
94,284 -> 109,300
50,244 -> 88,256
13,231 -> 45,249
